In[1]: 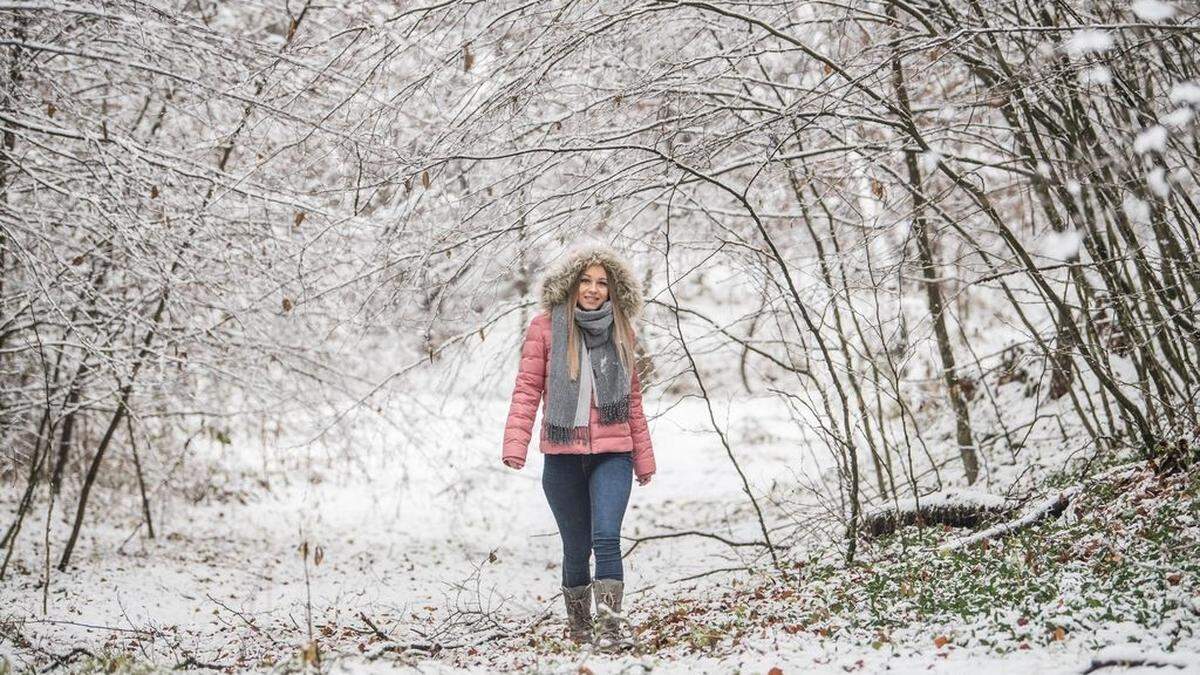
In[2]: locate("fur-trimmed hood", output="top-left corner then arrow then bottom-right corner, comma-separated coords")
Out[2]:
537,243 -> 644,318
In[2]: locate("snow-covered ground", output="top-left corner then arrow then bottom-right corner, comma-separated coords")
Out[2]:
0,391 -> 804,668
2,384 -> 1196,673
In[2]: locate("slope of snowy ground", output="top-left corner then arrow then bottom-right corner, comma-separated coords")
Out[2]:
2,385 -> 1196,674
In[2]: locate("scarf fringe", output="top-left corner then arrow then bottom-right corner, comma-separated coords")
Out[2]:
544,422 -> 591,445
597,395 -> 630,424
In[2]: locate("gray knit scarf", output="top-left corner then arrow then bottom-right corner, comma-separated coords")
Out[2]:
545,299 -> 630,444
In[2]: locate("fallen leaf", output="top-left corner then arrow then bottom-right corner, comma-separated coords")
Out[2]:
300,640 -> 319,665
933,635 -> 949,648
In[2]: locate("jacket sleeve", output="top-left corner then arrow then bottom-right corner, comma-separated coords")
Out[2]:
502,314 -> 547,468
629,363 -> 656,480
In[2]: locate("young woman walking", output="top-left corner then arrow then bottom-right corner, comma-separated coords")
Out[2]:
501,244 -> 656,650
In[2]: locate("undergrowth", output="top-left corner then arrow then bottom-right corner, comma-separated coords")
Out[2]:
631,463 -> 1199,657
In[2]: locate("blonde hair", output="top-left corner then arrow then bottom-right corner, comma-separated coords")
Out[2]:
566,264 -> 636,382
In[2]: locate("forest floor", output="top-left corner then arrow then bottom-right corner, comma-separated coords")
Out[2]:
1,392 -> 1198,674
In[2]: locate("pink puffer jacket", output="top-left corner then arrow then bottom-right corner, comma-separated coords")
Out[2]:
502,311 -> 656,480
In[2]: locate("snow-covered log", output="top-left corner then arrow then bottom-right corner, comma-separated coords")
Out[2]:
862,489 -> 1015,538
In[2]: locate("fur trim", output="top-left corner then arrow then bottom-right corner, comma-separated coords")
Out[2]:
537,243 -> 644,318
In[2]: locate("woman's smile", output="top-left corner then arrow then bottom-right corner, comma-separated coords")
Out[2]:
577,263 -> 609,309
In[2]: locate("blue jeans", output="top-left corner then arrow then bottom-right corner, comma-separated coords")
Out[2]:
541,451 -> 633,588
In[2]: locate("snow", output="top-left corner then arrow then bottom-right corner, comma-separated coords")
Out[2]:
1085,646 -> 1200,672
1132,0 -> 1179,22
1123,194 -> 1152,224
1148,167 -> 1170,198
0,389 -> 826,670
1163,107 -> 1195,129
1078,66 -> 1112,87
919,150 -> 941,174
1065,30 -> 1114,56
863,487 -> 1010,522
3,381 -> 1194,673
1171,81 -> 1200,105
939,486 -> 1080,552
1040,228 -> 1083,261
1133,125 -> 1168,154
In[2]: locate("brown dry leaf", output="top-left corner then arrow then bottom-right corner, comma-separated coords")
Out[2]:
1052,626 -> 1066,641
314,545 -> 324,566
47,102 -> 56,117
421,170 -> 431,188
150,185 -> 159,199
294,211 -> 306,228
871,179 -> 885,198
768,668 -> 784,675
464,43 -> 475,72
301,640 -> 319,665
933,635 -> 950,648
282,297 -> 293,312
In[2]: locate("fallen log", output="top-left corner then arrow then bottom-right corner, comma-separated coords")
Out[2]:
939,464 -> 1144,552
862,489 -> 1016,538
938,486 -> 1079,552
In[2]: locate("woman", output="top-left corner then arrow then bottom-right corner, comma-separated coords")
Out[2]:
501,244 -> 656,650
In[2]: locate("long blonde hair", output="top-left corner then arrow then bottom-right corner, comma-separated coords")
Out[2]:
565,265 -> 636,382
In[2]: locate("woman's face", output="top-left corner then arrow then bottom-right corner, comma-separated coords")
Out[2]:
576,264 -> 609,311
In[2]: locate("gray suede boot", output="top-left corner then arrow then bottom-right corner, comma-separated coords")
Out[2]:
562,583 -> 593,645
592,578 -> 634,652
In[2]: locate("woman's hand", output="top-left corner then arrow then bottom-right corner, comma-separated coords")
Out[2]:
502,457 -> 523,470
636,473 -> 653,486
